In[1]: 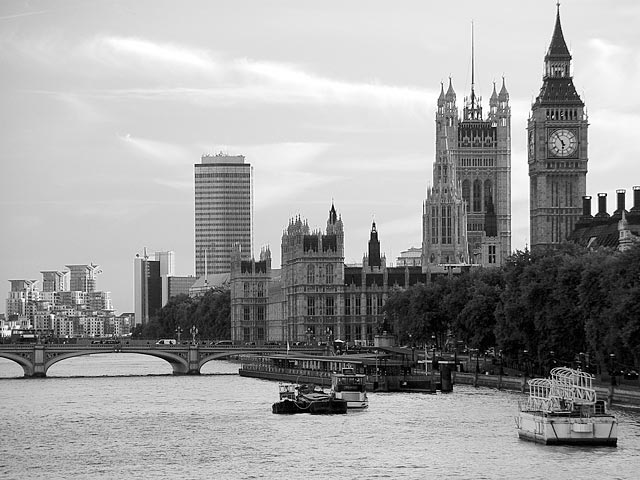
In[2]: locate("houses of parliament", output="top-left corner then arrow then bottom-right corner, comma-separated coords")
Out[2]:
228,5 -> 600,345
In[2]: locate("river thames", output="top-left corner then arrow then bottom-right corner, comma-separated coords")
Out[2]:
1,355 -> 639,479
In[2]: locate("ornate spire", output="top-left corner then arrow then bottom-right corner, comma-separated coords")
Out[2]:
498,76 -> 509,100
490,81 -> 498,102
445,77 -> 455,98
464,22 -> 482,120
546,2 -> 571,62
437,81 -> 445,106
328,202 -> 337,225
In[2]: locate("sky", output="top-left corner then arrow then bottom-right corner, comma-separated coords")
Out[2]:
1,0 -> 639,315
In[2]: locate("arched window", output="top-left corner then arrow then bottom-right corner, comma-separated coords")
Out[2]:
473,179 -> 482,212
325,264 -> 334,284
307,264 -> 314,284
484,180 -> 493,211
462,180 -> 470,209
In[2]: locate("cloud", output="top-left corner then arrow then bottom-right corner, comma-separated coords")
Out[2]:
78,36 -> 433,110
86,36 -> 217,73
0,10 -> 47,21
118,134 -> 192,165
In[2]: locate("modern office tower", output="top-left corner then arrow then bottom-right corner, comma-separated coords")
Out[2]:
6,280 -> 39,317
40,271 -> 66,292
529,4 -> 587,248
133,252 -> 162,325
423,33 -> 511,267
65,264 -> 99,293
162,276 -> 197,306
155,251 -> 175,278
194,153 -> 252,277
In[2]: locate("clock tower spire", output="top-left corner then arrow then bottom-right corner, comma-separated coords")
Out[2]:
528,3 -> 588,248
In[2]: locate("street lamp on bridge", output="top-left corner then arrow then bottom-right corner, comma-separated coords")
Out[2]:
175,326 -> 183,343
190,325 -> 198,344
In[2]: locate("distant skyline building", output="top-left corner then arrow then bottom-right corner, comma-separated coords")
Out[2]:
529,5 -> 588,248
40,271 -> 66,292
133,254 -> 161,326
133,250 -> 174,325
6,280 -> 39,317
194,153 -> 252,277
65,264 -> 99,293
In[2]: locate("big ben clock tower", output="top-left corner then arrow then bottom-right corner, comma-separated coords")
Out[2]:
528,3 -> 588,248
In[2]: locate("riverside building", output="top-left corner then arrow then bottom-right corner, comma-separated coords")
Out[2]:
230,204 -> 429,345
194,153 -> 252,277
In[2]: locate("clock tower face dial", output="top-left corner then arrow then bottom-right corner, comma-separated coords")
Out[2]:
548,128 -> 577,157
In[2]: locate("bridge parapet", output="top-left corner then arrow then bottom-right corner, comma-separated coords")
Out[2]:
0,344 -> 311,377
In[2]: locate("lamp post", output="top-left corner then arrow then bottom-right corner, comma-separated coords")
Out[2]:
497,350 -> 503,389
175,326 -> 183,343
522,350 -> 529,393
190,325 -> 198,344
608,353 -> 616,406
473,348 -> 479,387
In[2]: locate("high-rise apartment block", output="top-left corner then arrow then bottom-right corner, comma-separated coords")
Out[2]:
40,271 -> 66,292
529,5 -> 587,248
6,280 -> 39,317
194,153 -> 252,277
65,264 -> 99,293
4,263 -> 117,339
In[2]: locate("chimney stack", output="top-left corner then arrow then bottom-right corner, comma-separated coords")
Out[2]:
581,196 -> 592,218
614,189 -> 626,217
595,193 -> 609,219
632,186 -> 640,213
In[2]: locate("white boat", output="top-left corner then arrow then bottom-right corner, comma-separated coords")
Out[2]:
515,367 -> 617,446
331,367 -> 368,409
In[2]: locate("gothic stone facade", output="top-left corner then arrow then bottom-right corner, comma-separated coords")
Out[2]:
529,6 -> 588,248
230,205 -> 427,345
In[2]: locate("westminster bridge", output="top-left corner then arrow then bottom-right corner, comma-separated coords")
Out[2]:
0,343 -> 324,378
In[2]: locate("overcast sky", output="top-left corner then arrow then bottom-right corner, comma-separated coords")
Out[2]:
1,0 -> 639,315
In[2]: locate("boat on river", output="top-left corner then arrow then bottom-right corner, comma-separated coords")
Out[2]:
331,367 -> 368,408
515,367 -> 617,446
272,383 -> 347,415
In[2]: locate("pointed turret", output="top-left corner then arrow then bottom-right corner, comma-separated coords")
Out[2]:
490,81 -> 498,103
498,77 -> 509,101
546,3 -> 571,62
543,3 -> 572,79
445,77 -> 456,100
437,81 -> 445,107
328,203 -> 337,225
533,3 -> 583,107
368,221 -> 381,268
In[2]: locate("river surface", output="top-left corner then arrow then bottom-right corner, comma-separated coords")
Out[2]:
1,355 -> 639,480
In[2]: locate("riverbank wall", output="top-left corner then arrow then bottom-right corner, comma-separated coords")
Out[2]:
453,372 -> 640,408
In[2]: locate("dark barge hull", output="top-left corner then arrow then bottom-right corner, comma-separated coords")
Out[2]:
272,398 -> 347,414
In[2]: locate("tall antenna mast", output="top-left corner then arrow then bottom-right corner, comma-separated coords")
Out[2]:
471,20 -> 476,110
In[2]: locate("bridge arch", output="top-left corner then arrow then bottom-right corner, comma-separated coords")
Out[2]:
44,350 -> 191,376
0,351 -> 37,377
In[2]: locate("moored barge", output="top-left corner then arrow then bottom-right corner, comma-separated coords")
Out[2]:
515,367 -> 617,446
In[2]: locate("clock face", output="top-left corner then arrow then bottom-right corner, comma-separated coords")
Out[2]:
548,129 -> 577,157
